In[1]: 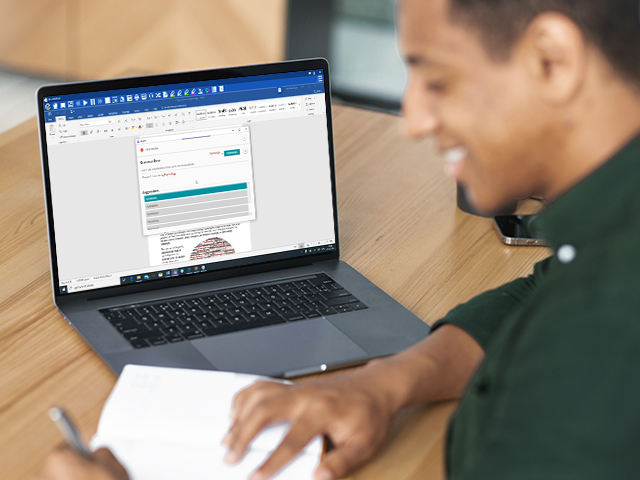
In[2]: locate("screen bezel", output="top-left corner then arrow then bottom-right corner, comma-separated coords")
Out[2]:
37,58 -> 340,302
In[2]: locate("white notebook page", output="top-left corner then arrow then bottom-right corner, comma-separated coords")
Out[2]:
90,365 -> 322,480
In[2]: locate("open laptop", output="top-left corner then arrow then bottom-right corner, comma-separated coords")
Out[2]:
37,58 -> 430,378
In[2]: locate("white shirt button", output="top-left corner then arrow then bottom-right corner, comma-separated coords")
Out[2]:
557,244 -> 577,264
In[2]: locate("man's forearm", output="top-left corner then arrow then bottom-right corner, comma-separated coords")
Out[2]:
361,324 -> 485,414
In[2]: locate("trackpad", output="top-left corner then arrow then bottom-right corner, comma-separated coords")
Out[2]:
192,319 -> 367,377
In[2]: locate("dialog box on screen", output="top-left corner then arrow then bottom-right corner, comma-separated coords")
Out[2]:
136,125 -> 256,235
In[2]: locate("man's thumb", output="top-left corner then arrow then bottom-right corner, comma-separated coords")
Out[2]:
314,443 -> 372,480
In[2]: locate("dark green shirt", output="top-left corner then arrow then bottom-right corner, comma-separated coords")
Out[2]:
433,134 -> 640,479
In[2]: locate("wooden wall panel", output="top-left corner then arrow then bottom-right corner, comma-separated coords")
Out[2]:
72,0 -> 287,80
0,0 -> 287,80
0,0 -> 69,78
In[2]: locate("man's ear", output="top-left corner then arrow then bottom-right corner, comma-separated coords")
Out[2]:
519,12 -> 588,104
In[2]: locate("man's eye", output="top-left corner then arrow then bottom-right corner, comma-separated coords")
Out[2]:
426,81 -> 447,92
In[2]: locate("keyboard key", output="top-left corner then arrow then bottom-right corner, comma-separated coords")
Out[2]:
112,318 -> 138,329
120,325 -> 145,336
351,302 -> 368,310
309,276 -> 330,286
334,305 -> 353,313
212,318 -> 232,327
323,290 -> 352,299
166,334 -> 184,343
318,307 -> 337,316
249,316 -> 286,328
144,321 -> 163,330
162,326 -> 182,335
131,339 -> 150,349
324,296 -> 358,307
180,324 -> 199,334
184,332 -> 205,340
229,314 -> 247,324
126,328 -> 162,340
245,312 -> 265,322
283,313 -> 306,322
162,318 -> 180,327
201,323 -> 238,337
155,311 -> 173,321
215,301 -> 236,309
102,311 -> 120,321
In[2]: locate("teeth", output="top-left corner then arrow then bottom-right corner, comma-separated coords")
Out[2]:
444,147 -> 467,164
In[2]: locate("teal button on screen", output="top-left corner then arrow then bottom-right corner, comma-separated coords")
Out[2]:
144,182 -> 248,202
224,149 -> 240,156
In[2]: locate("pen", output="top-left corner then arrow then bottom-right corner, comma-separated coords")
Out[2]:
48,406 -> 91,457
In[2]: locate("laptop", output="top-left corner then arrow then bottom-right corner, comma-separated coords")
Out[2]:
37,58 -> 430,378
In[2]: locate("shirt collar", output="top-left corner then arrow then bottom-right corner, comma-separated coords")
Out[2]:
535,133 -> 640,253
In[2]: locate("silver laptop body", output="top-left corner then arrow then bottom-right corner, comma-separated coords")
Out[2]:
37,58 -> 429,377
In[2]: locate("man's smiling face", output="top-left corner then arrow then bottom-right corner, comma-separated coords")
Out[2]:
398,0 -> 565,214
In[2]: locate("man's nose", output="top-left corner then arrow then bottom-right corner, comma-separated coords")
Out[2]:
402,82 -> 440,140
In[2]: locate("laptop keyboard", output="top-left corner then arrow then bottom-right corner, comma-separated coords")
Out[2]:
100,273 -> 368,349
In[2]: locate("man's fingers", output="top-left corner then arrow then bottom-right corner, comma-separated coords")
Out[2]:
92,448 -> 130,479
39,446 -> 94,480
47,445 -> 87,473
230,381 -> 286,423
249,421 -> 320,480
223,382 -> 285,448
224,399 -> 287,464
314,441 -> 377,480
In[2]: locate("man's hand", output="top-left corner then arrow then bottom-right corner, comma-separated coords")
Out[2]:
222,324 -> 485,480
222,367 -> 402,480
34,446 -> 129,480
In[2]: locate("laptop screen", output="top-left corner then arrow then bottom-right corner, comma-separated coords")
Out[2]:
40,61 -> 337,295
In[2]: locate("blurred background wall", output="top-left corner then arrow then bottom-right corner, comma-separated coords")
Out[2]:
0,0 -> 406,133
0,0 -> 287,79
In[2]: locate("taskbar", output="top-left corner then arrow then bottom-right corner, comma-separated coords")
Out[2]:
117,243 -> 337,286
57,243 -> 336,295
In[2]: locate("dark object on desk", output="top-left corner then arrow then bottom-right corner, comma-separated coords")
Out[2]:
457,183 -> 518,217
493,215 -> 550,246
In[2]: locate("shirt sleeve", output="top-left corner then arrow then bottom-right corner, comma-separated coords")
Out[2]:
431,256 -> 553,352
450,299 -> 640,480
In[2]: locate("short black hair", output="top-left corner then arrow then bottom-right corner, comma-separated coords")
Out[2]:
448,0 -> 640,86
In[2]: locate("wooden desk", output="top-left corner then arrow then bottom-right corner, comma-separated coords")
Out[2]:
0,105 -> 550,480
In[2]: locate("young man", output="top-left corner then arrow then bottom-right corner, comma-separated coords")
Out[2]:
36,0 -> 640,479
